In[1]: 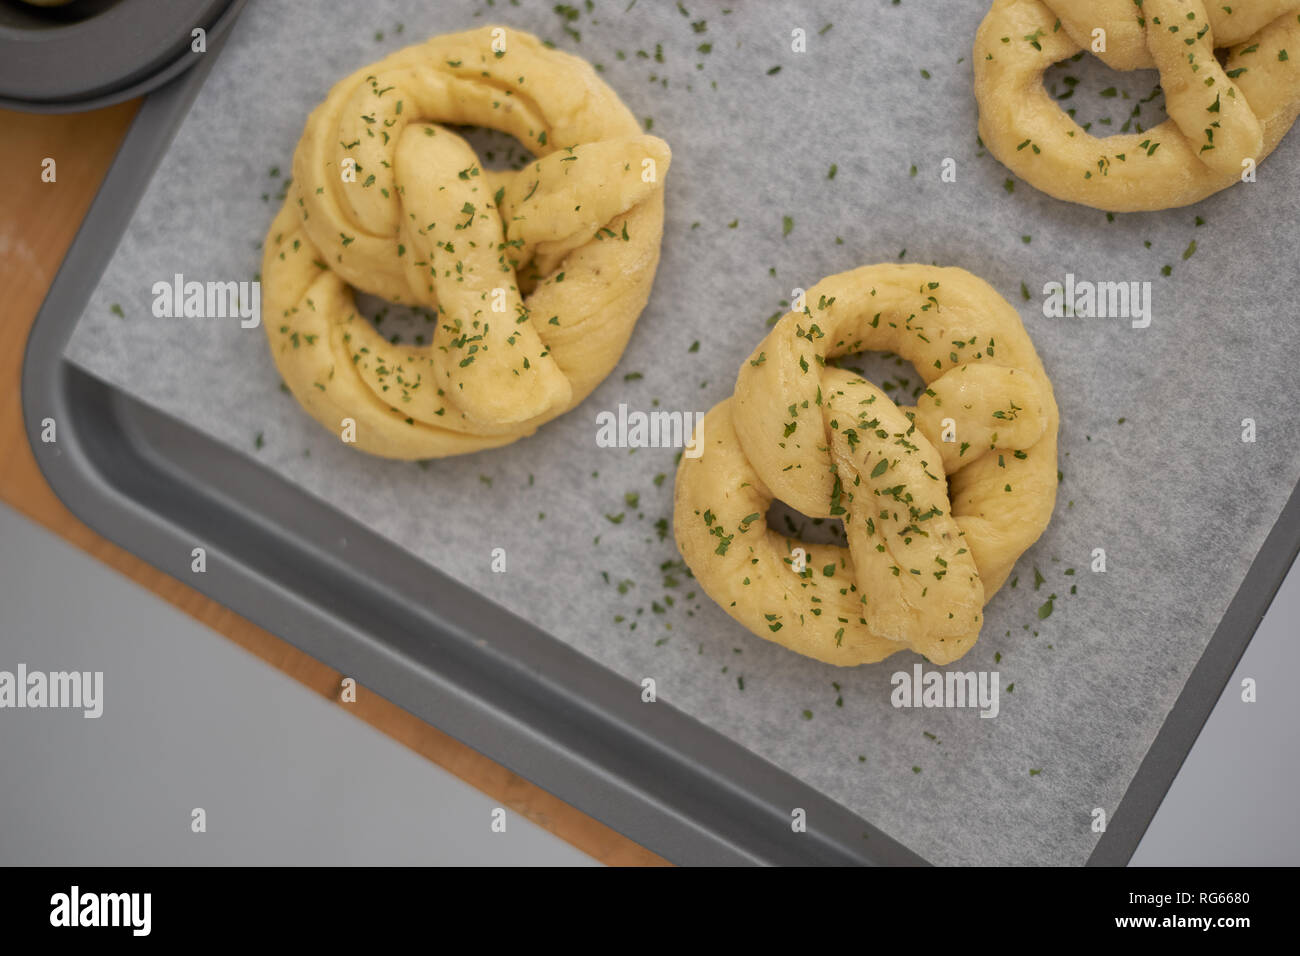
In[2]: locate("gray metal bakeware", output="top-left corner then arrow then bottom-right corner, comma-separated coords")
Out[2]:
20,3 -> 1300,866
0,0 -> 238,111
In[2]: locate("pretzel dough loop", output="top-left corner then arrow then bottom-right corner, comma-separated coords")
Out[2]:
975,0 -> 1300,210
674,265 -> 1059,667
262,27 -> 671,458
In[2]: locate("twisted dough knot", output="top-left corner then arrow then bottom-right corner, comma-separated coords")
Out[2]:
975,0 -> 1300,210
674,265 -> 1059,666
262,27 -> 670,458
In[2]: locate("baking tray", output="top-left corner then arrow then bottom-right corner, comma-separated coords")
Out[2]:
20,3 -> 1300,866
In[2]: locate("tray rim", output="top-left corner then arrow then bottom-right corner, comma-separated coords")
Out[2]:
19,3 -> 1300,867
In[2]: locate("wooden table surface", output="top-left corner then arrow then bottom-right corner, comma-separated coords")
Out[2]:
0,101 -> 666,867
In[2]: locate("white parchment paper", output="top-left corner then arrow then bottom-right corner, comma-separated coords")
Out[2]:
66,0 -> 1300,864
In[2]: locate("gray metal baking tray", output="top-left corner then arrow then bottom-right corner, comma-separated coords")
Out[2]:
19,5 -> 1300,866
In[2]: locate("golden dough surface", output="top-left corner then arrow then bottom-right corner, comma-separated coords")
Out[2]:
262,27 -> 670,458
674,265 -> 1059,667
975,0 -> 1300,210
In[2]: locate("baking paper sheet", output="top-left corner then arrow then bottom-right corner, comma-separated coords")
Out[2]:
65,0 -> 1300,865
